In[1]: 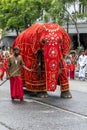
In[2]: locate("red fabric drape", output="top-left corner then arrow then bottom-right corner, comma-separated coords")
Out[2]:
12,23 -> 71,92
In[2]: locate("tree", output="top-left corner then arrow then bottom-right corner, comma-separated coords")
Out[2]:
48,0 -> 87,48
0,0 -> 87,40
0,0 -> 53,36
0,0 -> 42,36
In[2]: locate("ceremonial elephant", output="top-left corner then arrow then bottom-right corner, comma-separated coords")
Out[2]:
12,23 -> 72,98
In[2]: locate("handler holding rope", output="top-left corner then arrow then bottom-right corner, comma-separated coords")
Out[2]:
6,46 -> 32,101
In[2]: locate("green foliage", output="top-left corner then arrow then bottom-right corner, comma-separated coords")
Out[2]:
0,0 -> 42,35
0,0 -> 53,35
0,0 -> 87,36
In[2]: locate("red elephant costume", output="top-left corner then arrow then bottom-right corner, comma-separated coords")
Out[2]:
12,23 -> 71,93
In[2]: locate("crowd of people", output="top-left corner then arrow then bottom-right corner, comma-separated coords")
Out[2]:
65,49 -> 87,81
0,45 -> 10,81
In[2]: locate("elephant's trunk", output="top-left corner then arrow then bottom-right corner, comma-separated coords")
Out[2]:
43,44 -> 62,91
37,50 -> 43,77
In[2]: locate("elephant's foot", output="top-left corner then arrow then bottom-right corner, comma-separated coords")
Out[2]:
37,92 -> 48,98
61,90 -> 72,99
26,91 -> 37,97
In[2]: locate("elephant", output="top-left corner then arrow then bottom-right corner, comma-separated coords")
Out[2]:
12,23 -> 72,98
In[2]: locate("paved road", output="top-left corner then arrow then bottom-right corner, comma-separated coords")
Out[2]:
0,79 -> 87,130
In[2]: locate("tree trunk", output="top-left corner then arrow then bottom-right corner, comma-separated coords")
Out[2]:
16,28 -> 19,36
65,9 -> 81,48
74,21 -> 80,47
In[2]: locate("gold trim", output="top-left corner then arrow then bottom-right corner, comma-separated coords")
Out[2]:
26,82 -> 46,86
25,88 -> 46,92
61,89 -> 69,92
60,83 -> 69,86
43,25 -> 60,32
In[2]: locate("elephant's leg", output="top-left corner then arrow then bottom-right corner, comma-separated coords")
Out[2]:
59,58 -> 72,98
36,50 -> 48,98
60,91 -> 72,98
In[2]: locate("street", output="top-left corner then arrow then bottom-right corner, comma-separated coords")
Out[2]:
0,78 -> 87,130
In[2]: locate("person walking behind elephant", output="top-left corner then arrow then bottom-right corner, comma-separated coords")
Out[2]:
0,61 -> 5,80
78,50 -> 87,81
69,60 -> 75,80
7,46 -> 32,101
65,54 -> 71,78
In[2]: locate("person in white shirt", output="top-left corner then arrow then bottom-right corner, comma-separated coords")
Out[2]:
78,50 -> 87,81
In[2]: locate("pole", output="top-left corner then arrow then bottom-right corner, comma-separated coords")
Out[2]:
0,67 -> 20,86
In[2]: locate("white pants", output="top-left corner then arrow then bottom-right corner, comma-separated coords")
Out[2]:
78,66 -> 86,78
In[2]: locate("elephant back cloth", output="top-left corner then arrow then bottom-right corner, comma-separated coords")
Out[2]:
12,23 -> 71,92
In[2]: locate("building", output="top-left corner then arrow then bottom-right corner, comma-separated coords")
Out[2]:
63,0 -> 87,49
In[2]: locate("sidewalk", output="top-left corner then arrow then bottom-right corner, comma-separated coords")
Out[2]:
69,78 -> 87,93
0,124 -> 9,130
75,69 -> 87,80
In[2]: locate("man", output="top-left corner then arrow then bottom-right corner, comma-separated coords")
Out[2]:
7,46 -> 32,101
78,50 -> 87,81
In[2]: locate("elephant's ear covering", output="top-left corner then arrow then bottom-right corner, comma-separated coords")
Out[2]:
31,24 -> 43,54
61,28 -> 71,56
31,31 -> 39,54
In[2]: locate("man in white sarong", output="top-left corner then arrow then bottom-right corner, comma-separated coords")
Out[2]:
78,50 -> 87,81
